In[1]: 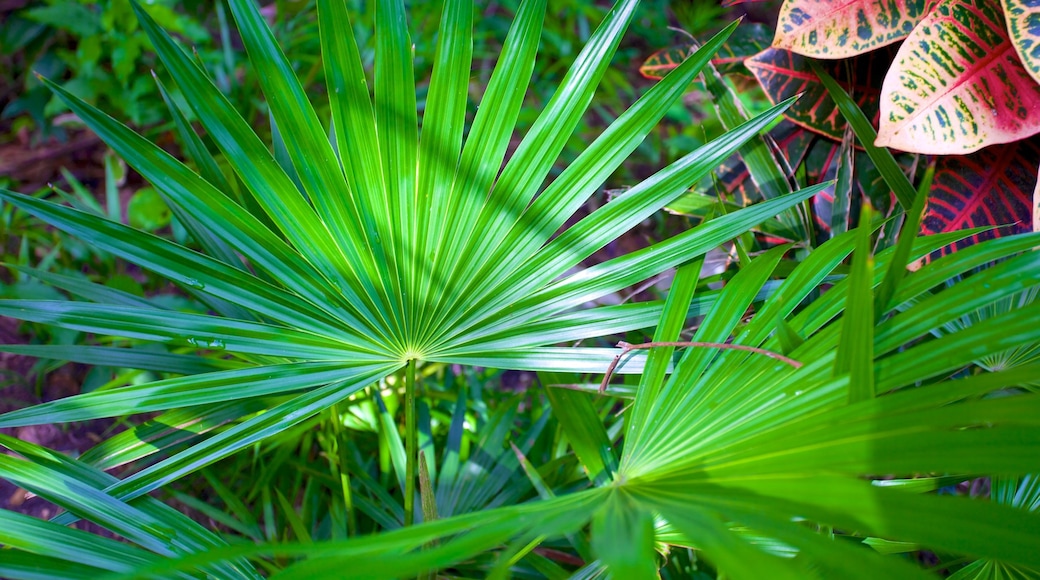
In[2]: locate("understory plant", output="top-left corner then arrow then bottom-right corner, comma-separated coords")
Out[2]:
0,0 -> 1038,578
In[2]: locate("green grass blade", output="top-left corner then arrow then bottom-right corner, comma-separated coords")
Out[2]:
836,208 -> 875,404
374,388 -> 409,503
809,59 -> 916,209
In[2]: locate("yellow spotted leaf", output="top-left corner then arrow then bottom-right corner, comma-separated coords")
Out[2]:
876,0 -> 1040,154
1002,0 -> 1040,85
773,0 -> 931,59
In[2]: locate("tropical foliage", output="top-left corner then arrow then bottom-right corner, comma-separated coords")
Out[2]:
643,0 -> 1039,256
1,0 -> 1039,578
770,0 -> 1040,251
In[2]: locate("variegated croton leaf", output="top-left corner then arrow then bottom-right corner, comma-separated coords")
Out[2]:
876,0 -> 1040,154
1002,0 -> 1040,85
773,0 -> 932,58
745,46 -> 894,140
922,135 -> 1040,257
639,23 -> 772,80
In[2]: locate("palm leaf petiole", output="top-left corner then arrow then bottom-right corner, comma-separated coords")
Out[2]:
404,358 -> 418,527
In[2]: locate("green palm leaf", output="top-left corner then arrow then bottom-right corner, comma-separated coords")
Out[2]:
0,0 -> 797,444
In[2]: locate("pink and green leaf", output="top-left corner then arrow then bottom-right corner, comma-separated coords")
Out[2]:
639,47 -> 687,79
746,46 -> 892,140
773,0 -> 931,58
712,23 -> 774,76
876,0 -> 1040,154
1001,0 -> 1040,85
921,136 -> 1039,258
639,24 -> 772,80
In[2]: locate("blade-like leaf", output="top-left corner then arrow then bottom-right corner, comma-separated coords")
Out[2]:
835,209 -> 875,404
592,491 -> 657,580
541,372 -> 616,483
0,301 -> 388,360
0,361 -> 384,427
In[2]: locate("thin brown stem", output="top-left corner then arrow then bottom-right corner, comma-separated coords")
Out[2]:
598,340 -> 803,394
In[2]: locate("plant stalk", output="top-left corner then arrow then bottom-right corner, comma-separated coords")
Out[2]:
330,403 -> 356,537
404,358 -> 418,527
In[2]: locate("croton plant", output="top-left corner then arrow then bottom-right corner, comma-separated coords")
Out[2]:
644,0 -> 1040,252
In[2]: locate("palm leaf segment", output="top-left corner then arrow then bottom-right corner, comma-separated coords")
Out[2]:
0,6 -> 811,438
0,0 -> 815,489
